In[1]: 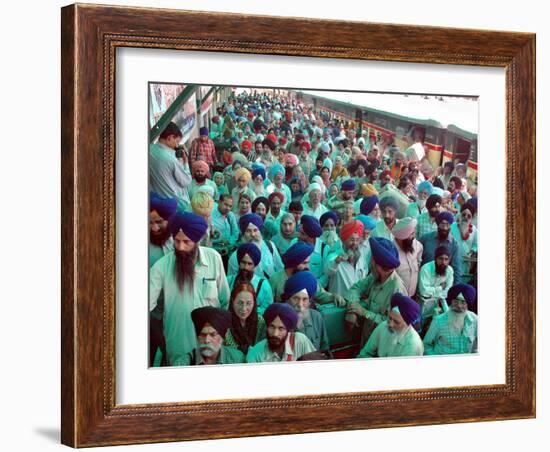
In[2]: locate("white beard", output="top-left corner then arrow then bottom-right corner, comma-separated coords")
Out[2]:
448,310 -> 466,332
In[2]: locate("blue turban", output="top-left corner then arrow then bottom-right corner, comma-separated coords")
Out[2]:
239,213 -> 264,233
237,243 -> 261,266
282,242 -> 314,269
169,212 -> 208,243
320,211 -> 338,227
390,293 -> 421,326
447,284 -> 477,308
268,163 -> 285,180
360,195 -> 379,215
379,195 -> 400,211
191,306 -> 231,336
356,214 -> 377,231
252,167 -> 266,180
300,215 -> 323,238
283,271 -> 318,299
199,126 -> 209,136
369,237 -> 400,269
436,211 -> 455,225
263,303 -> 298,331
341,179 -> 356,191
417,181 -> 434,196
150,192 -> 177,220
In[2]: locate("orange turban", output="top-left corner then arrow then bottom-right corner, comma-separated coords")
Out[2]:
340,220 -> 364,242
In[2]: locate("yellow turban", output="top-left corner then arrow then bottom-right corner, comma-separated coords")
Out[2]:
234,167 -> 252,183
191,191 -> 214,217
360,183 -> 379,197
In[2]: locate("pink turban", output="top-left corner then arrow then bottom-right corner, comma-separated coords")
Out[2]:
340,220 -> 364,242
284,153 -> 299,166
392,217 -> 417,240
192,160 -> 210,175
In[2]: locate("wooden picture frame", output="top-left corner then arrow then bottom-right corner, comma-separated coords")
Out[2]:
61,3 -> 536,447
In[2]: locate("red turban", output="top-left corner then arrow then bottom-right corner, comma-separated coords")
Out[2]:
241,140 -> 253,151
340,220 -> 364,242
266,133 -> 278,144
299,141 -> 311,152
268,191 -> 285,204
279,137 -> 287,145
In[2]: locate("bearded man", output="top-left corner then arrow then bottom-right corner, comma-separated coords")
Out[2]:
370,195 -> 399,241
416,194 -> 442,240
227,213 -> 283,279
246,303 -> 316,362
326,220 -> 369,297
271,213 -> 297,255
302,183 -> 329,219
149,212 -> 230,366
423,284 -> 478,355
172,306 -> 245,365
227,243 -> 274,315
406,180 -> 433,219
391,217 -> 423,297
188,160 -> 218,201
283,271 -> 330,353
419,211 -> 463,284
358,293 -> 423,358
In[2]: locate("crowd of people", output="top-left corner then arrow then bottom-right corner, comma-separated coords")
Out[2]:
148,90 -> 479,367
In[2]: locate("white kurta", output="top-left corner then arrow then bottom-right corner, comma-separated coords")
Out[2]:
325,247 -> 369,297
149,247 -> 230,365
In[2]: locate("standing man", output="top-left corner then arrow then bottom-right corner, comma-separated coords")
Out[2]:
190,126 -> 218,167
247,303 -> 316,362
358,293 -> 423,358
391,217 -> 423,297
211,194 -> 239,247
188,160 -> 218,200
423,284 -> 478,355
371,195 -> 399,241
416,194 -> 442,240
149,212 -> 230,366
149,121 -> 192,211
172,306 -> 245,365
419,211 -> 463,284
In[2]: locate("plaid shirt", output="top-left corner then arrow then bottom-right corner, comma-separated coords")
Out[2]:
190,137 -> 217,166
416,211 -> 438,240
423,310 -> 478,355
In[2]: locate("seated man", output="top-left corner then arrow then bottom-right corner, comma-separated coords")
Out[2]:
227,243 -> 274,314
346,237 -> 407,347
271,213 -> 297,255
247,303 -> 316,362
283,271 -> 330,353
423,284 -> 478,355
172,306 -> 245,365
358,293 -> 423,358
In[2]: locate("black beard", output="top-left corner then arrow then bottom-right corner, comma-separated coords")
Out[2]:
267,332 -> 288,352
194,175 -> 207,183
150,227 -> 170,247
174,246 -> 198,291
235,269 -> 254,284
400,237 -> 415,253
435,263 -> 448,276
437,229 -> 450,240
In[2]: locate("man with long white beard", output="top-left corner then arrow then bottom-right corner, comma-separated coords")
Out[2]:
149,212 -> 230,366
419,211 -> 463,284
172,307 -> 245,365
406,180 -> 433,219
326,220 -> 369,298
418,245 -> 454,327
423,284 -> 478,355
302,183 -> 328,219
391,217 -> 423,297
358,293 -> 423,358
247,303 -> 316,362
227,213 -> 283,279
227,243 -> 273,315
271,213 -> 297,255
149,192 -> 178,366
283,271 -> 330,353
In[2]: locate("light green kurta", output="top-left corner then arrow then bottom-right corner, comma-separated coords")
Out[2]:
358,321 -> 424,357
149,247 -> 230,365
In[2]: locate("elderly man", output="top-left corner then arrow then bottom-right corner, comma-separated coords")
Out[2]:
172,307 -> 245,365
302,183 -> 328,219
326,220 -> 369,297
149,122 -> 192,211
293,215 -> 326,283
319,211 -> 343,260
327,179 -> 357,217
371,195 -> 399,241
391,217 -> 423,297
418,245 -> 454,332
359,195 -> 381,222
264,191 -> 286,238
423,284 -> 478,355
247,303 -> 316,362
190,126 -> 217,167
267,163 -> 291,209
419,211 -> 463,284
211,194 -> 239,247
346,237 -> 407,346
188,160 -> 218,200
416,194 -> 442,239
407,180 -> 433,219
282,271 -> 331,353
149,212 -> 230,366
227,213 -> 283,279
227,243 -> 274,315
358,293 -> 423,358
271,213 -> 297,255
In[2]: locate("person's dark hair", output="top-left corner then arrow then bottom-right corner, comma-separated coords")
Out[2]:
450,176 -> 463,190
219,193 -> 232,203
398,175 -> 411,190
433,177 -> 445,189
159,122 -> 183,140
461,200 -> 477,215
238,193 -> 252,204
228,282 -> 259,355
251,196 -> 269,213
262,138 -> 276,151
288,200 -> 304,212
